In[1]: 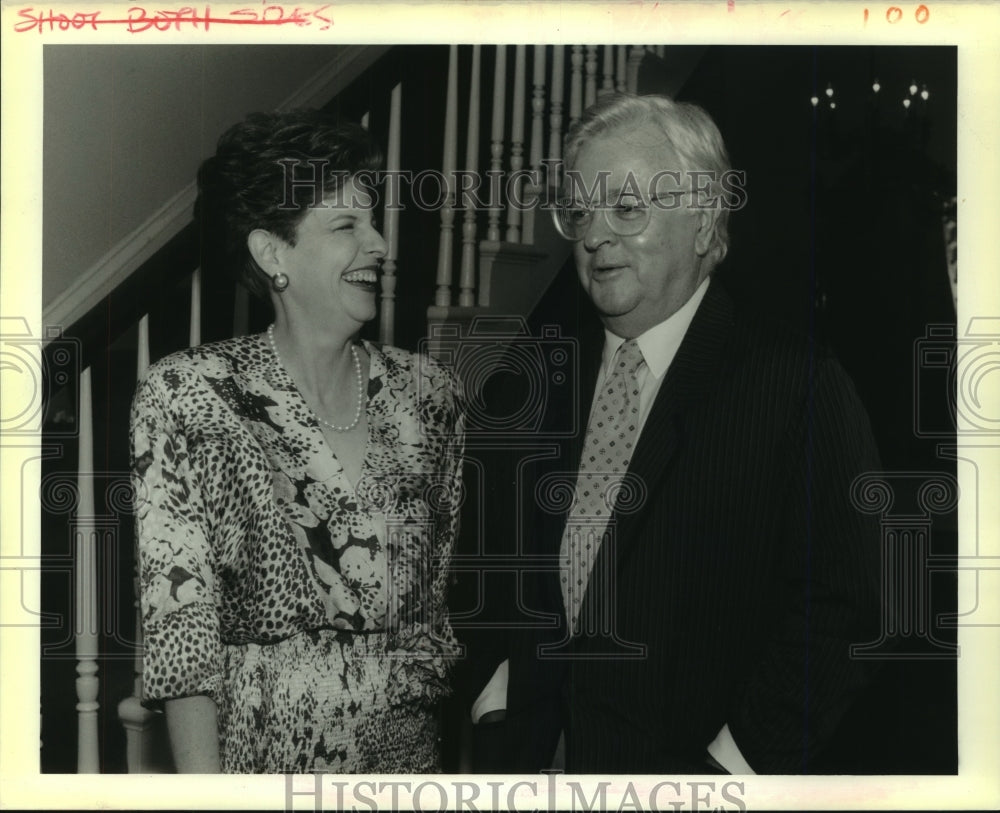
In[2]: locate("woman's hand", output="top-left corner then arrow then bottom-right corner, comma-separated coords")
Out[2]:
165,695 -> 221,772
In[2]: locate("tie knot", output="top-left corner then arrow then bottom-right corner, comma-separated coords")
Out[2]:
614,338 -> 644,376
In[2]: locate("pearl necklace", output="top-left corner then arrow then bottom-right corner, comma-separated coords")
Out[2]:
267,323 -> 364,432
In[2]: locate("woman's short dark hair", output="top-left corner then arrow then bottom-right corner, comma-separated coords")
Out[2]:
195,109 -> 383,300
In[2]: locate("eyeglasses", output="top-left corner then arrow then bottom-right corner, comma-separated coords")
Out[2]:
551,194 -> 690,241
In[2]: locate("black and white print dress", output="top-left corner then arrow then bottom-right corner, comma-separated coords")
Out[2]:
130,333 -> 464,773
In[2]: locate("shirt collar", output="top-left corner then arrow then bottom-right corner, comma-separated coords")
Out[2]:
601,276 -> 712,381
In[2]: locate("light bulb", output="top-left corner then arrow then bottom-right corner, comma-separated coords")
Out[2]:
825,84 -> 834,98
872,80 -> 881,93
830,101 -> 837,110
903,98 -> 911,109
810,96 -> 819,107
909,82 -> 918,95
921,86 -> 930,101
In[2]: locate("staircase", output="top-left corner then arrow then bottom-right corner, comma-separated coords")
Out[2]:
36,43 -> 692,773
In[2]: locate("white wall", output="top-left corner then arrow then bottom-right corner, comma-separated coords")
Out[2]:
42,45 -> 362,307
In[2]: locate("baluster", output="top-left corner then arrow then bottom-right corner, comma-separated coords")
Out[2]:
134,315 -> 149,701
380,83 -> 401,343
232,285 -> 249,338
506,45 -> 526,244
616,45 -> 627,92
134,315 -> 149,703
600,45 -> 615,97
458,48 -> 481,308
522,45 -> 547,245
487,45 -> 507,243
435,45 -> 459,307
569,46 -> 584,126
137,315 -> 149,375
584,46 -> 598,108
627,45 -> 644,93
75,367 -> 99,773
117,316 -> 158,772
548,46 -> 565,183
189,267 -> 201,347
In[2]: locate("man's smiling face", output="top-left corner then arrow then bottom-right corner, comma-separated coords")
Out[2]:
570,121 -> 717,339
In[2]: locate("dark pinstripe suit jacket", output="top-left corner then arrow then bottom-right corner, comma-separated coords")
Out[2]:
471,278 -> 883,774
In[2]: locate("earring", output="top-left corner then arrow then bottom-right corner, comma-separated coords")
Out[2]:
271,273 -> 289,292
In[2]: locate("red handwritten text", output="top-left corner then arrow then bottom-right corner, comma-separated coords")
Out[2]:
15,7 -> 102,32
125,6 -> 213,33
863,5 -> 930,25
14,3 -> 334,33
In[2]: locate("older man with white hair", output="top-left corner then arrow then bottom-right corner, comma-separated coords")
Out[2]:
470,92 -> 883,774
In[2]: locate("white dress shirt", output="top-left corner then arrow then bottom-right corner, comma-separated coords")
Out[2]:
471,277 -> 754,774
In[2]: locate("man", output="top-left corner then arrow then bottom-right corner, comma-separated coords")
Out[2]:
467,93 -> 882,774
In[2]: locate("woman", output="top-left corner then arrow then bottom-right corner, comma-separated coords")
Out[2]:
130,110 -> 464,773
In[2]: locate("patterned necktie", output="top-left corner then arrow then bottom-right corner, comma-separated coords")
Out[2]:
560,338 -> 645,633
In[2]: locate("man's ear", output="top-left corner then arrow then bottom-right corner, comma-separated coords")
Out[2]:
247,229 -> 282,275
693,205 -> 722,259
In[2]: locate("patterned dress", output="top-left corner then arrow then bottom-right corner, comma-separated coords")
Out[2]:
130,333 -> 464,773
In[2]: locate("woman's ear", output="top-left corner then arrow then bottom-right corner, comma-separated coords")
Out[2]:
247,229 -> 281,275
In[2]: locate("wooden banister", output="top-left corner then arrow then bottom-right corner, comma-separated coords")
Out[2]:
188,268 -> 201,348
570,45 -> 584,126
487,45 -> 507,244
522,45 -> 547,246
435,45 -> 459,308
505,46 -> 526,245
74,368 -> 99,773
585,46 -> 598,108
380,83 -> 402,344
117,313 -> 165,772
459,47 -> 482,309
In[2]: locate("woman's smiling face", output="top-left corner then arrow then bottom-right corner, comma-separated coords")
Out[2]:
271,176 -> 387,330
